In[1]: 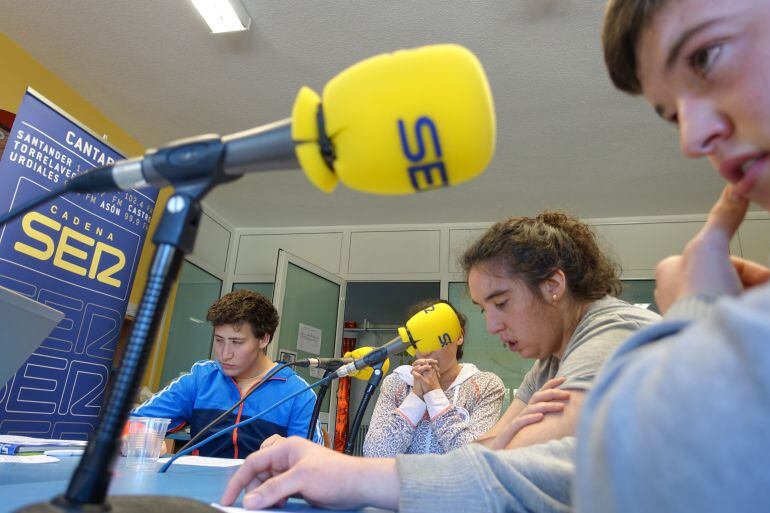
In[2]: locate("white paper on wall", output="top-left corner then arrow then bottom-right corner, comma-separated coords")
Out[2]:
308,367 -> 325,379
297,323 -> 322,355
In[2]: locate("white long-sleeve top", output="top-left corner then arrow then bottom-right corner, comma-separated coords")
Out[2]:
363,363 -> 505,457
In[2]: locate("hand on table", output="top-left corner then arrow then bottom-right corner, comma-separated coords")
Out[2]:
220,436 -> 399,511
260,434 -> 286,450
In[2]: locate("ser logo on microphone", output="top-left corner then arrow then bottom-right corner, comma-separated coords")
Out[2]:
438,332 -> 452,348
397,117 -> 448,192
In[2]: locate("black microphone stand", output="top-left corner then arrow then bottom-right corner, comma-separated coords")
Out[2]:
17,138 -> 237,513
306,369 -> 333,441
343,360 -> 386,455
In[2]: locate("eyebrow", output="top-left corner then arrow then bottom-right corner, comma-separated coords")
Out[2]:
664,18 -> 723,71
484,288 -> 509,303
653,18 -> 724,121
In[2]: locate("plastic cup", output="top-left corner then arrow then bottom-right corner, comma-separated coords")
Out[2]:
124,417 -> 171,470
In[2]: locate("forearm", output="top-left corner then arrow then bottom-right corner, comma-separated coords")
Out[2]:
435,413 -> 494,452
355,457 -> 400,510
431,390 -> 503,452
475,398 -> 526,446
397,440 -> 574,513
363,411 -> 418,457
505,392 -> 584,450
364,389 -> 423,457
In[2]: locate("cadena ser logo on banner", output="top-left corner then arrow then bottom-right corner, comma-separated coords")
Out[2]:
0,90 -> 157,439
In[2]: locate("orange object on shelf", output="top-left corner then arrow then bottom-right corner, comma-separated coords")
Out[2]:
333,321 -> 357,452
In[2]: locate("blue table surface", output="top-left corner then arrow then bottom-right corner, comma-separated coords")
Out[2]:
0,456 -> 391,513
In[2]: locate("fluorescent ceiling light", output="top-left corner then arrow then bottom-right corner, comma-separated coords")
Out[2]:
190,0 -> 252,33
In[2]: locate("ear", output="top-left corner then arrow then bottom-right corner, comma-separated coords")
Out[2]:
456,335 -> 464,347
258,334 -> 271,350
539,269 -> 567,303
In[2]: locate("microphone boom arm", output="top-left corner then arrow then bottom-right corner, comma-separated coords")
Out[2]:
17,144 -> 233,513
344,359 -> 386,455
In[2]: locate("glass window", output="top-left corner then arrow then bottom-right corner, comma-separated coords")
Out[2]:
618,279 -> 659,314
233,282 -> 274,300
158,261 -> 222,388
274,262 -> 342,413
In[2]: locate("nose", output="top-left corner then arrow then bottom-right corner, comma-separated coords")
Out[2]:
220,344 -> 233,361
677,96 -> 731,158
484,310 -> 504,335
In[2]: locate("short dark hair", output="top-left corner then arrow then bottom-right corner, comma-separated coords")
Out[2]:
461,211 -> 622,302
407,299 -> 467,360
206,290 -> 279,342
602,0 -> 668,94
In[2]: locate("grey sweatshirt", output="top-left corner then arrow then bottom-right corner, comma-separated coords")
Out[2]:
397,437 -> 574,513
576,283 -> 770,513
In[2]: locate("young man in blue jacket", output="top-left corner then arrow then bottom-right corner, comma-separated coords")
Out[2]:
131,289 -> 322,458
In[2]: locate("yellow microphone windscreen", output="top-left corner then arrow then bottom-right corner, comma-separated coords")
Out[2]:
344,346 -> 390,380
292,44 -> 496,194
399,302 -> 462,356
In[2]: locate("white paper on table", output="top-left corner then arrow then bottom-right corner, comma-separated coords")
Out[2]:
297,323 -> 322,355
159,455 -> 244,467
0,435 -> 87,446
210,504 -> 271,513
0,454 -> 60,463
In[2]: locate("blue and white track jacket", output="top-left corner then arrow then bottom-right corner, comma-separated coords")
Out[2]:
132,360 -> 323,458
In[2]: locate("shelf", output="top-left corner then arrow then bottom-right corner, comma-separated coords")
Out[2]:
343,319 -> 400,333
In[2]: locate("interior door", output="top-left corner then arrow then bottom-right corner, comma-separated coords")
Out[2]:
270,250 -> 346,442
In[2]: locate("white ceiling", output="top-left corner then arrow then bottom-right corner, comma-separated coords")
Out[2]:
1,0 -> 732,228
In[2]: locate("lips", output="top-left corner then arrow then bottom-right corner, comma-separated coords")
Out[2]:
734,154 -> 769,197
719,152 -> 768,187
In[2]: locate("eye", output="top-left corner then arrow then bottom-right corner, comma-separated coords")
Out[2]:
494,299 -> 508,310
689,43 -> 722,78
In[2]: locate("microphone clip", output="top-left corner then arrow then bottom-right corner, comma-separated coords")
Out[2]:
401,326 -> 418,353
315,104 -> 336,172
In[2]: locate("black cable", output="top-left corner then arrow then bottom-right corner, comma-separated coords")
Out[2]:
306,370 -> 331,440
174,361 -> 293,455
160,373 -> 334,473
0,184 -> 69,226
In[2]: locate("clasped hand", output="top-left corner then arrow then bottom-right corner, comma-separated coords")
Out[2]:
411,358 -> 441,399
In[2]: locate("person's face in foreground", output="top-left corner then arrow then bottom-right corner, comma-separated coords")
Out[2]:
637,0 -> 770,210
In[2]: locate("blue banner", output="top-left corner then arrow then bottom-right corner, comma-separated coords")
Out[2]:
0,90 -> 157,439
